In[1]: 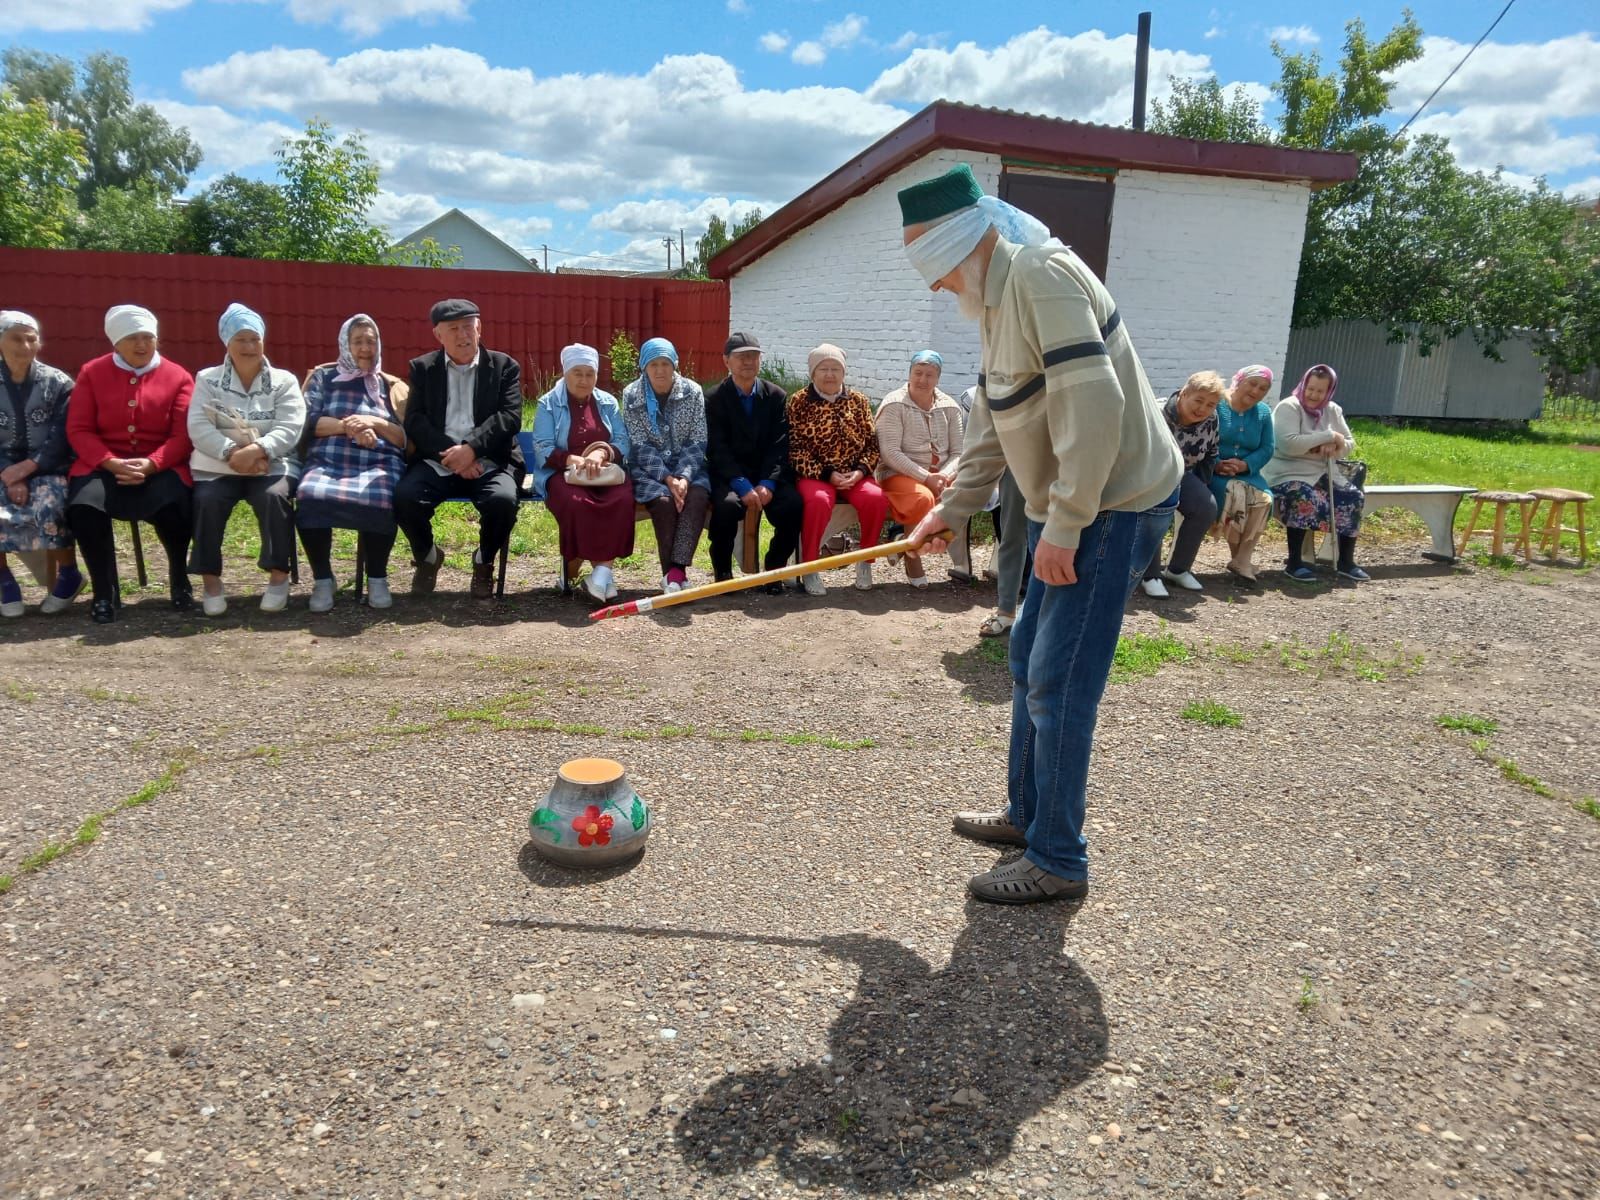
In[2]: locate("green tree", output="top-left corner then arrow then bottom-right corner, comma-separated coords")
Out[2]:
1,47 -> 200,204
0,88 -> 86,248
1148,76 -> 1272,144
274,119 -> 389,265
689,209 -> 764,277
181,174 -> 288,258
73,182 -> 184,253
387,235 -> 464,268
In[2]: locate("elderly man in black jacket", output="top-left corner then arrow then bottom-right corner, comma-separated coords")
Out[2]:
395,298 -> 523,599
703,331 -> 802,591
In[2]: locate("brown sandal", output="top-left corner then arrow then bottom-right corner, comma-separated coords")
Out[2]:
952,808 -> 1028,846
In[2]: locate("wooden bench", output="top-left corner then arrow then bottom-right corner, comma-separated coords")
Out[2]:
1314,484 -> 1476,563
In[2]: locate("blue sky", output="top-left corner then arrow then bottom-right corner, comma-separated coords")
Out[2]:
9,0 -> 1598,269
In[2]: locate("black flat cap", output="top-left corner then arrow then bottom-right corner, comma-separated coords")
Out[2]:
430,298 -> 480,324
724,331 -> 761,355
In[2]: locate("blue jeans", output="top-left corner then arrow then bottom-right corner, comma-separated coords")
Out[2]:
1007,510 -> 1141,881
1127,486 -> 1179,599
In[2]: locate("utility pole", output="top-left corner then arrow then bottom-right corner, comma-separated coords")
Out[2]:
541,244 -> 549,271
680,229 -> 686,270
663,236 -> 675,270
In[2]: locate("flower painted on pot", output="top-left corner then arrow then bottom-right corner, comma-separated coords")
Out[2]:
573,804 -> 614,848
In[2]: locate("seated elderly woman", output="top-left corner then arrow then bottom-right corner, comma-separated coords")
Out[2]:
297,314 -> 410,612
622,338 -> 710,594
66,305 -> 196,624
874,349 -> 964,588
787,343 -> 888,595
1209,364 -> 1277,583
187,303 -> 307,616
0,311 -> 83,617
1139,370 -> 1224,597
532,343 -> 634,602
1264,363 -> 1367,582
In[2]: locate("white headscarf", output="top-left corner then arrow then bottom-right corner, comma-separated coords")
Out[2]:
904,197 -> 1063,288
561,343 -> 600,374
333,314 -> 384,404
105,304 -> 158,345
0,311 -> 39,337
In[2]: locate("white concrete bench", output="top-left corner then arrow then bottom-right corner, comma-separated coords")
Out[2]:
1315,484 -> 1476,563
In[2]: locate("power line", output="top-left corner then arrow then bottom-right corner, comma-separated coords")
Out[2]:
1392,0 -> 1516,143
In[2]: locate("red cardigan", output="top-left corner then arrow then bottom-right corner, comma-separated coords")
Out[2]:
67,353 -> 195,484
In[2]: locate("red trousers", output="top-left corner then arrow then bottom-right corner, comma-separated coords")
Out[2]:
797,477 -> 889,562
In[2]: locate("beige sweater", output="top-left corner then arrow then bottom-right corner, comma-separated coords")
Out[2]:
934,239 -> 1181,548
874,386 -> 964,483
1262,397 -> 1358,489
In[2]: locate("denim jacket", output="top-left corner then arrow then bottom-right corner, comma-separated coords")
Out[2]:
528,383 -> 630,498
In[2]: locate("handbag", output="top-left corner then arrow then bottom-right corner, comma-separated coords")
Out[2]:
1336,459 -> 1368,490
563,461 -> 625,487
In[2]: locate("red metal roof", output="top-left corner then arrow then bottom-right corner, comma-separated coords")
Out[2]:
708,101 -> 1359,279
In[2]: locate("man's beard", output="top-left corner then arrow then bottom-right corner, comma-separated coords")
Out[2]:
953,255 -> 985,321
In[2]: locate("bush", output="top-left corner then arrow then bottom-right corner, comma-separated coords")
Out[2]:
607,330 -> 637,390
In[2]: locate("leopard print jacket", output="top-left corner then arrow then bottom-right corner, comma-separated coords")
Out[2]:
785,385 -> 880,481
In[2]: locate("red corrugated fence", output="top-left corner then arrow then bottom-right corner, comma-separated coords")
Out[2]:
1,248 -> 730,391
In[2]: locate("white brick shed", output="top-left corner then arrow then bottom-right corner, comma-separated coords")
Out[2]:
709,103 -> 1356,399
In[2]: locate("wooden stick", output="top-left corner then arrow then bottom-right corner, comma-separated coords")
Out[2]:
588,535 -> 927,621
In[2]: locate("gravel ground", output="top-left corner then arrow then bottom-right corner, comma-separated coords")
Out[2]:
2,534 -> 1597,1200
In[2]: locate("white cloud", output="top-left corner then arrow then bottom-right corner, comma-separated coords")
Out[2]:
866,27 -> 1212,126
588,195 -> 770,237
759,32 -> 790,54
792,41 -> 827,67
1204,27 -> 1222,41
10,0 -> 190,32
1559,176 -> 1600,201
284,0 -> 471,37
885,31 -> 942,54
181,46 -> 906,204
1387,34 -> 1600,180
1268,25 -> 1319,46
726,0 -> 748,12
822,14 -> 867,50
148,100 -> 297,174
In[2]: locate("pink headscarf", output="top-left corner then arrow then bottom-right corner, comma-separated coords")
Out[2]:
1291,364 -> 1338,428
333,313 -> 383,404
1231,364 -> 1273,389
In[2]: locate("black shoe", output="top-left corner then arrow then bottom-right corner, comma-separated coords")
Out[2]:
91,598 -> 116,624
761,580 -> 784,595
170,582 -> 194,611
412,549 -> 441,595
714,571 -> 733,583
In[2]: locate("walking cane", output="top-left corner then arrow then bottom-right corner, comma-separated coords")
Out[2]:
589,534 -> 931,621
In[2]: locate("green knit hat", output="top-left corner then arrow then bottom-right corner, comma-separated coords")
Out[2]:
897,163 -> 984,227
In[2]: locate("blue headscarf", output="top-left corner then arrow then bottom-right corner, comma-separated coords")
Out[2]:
637,337 -> 679,433
219,302 -> 265,345
910,349 -> 943,369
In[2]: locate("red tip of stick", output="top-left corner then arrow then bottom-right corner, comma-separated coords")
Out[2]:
588,600 -> 637,621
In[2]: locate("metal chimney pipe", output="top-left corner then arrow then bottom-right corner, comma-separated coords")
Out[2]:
1132,11 -> 1152,130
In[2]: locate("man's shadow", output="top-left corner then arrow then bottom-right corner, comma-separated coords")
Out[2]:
675,899 -> 1107,1192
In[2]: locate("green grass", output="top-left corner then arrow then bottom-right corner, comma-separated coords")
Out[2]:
1110,628 -> 1194,683
3,679 -> 38,703
1297,976 -> 1321,1012
1268,631 -> 1424,681
1180,699 -> 1242,728
1435,713 -> 1499,736
1575,797 -> 1600,822
1468,737 -> 1555,799
0,757 -> 191,895
1353,414 -> 1600,556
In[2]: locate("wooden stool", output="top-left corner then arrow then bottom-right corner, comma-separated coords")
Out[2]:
1455,490 -> 1535,562
1526,487 -> 1592,564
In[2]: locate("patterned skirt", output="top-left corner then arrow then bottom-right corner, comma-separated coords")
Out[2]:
1272,479 -> 1365,537
0,474 -> 72,551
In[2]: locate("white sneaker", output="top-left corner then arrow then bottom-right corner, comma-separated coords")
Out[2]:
309,578 -> 335,613
854,561 -> 873,591
660,575 -> 681,594
0,599 -> 21,619
366,577 -> 392,609
906,572 -> 929,589
1161,569 -> 1204,592
800,572 -> 825,596
260,580 -> 290,612
1138,577 -> 1169,599
202,590 -> 228,617
585,565 -> 616,602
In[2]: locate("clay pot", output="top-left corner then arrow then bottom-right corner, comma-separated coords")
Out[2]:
528,757 -> 651,868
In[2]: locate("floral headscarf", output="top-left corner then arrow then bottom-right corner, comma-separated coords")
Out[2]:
1291,364 -> 1339,428
333,314 -> 383,404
